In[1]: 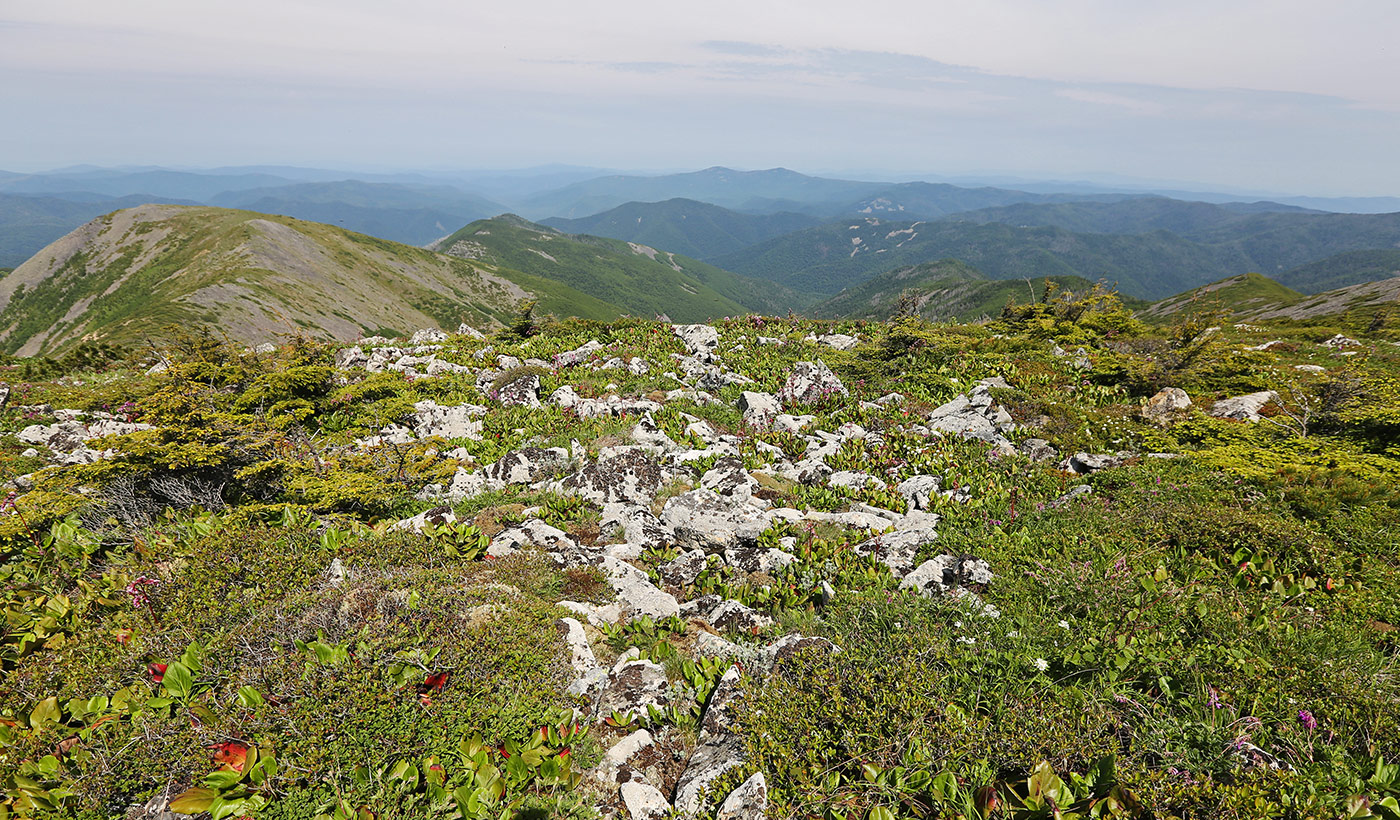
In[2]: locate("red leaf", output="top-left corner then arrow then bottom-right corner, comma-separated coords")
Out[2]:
114,629 -> 133,645
418,693 -> 432,707
418,671 -> 450,693
211,741 -> 250,772
148,662 -> 168,683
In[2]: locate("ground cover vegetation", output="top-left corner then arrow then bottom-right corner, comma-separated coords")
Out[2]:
0,285 -> 1397,819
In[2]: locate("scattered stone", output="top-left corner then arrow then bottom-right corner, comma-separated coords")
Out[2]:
412,400 -> 486,440
1062,452 -> 1124,474
619,781 -> 672,820
658,549 -> 709,587
564,449 -> 666,505
1051,484 -> 1094,507
1321,333 -> 1361,348
927,383 -> 1014,445
1018,438 -> 1058,463
810,332 -> 858,350
410,328 -> 449,344
595,728 -> 653,783
457,323 -> 486,339
558,617 -> 598,674
596,656 -> 671,723
896,475 -> 942,510
700,457 -> 759,501
1294,364 -> 1327,373
707,599 -> 773,632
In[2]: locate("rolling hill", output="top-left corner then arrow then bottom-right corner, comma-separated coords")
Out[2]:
714,206 -> 1400,301
431,215 -> 814,318
0,205 -> 623,356
711,217 -> 1255,300
811,259 -> 1109,322
1139,271 -> 1400,328
540,198 -> 822,260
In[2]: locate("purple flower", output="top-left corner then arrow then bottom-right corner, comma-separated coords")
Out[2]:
1207,688 -> 1222,709
1298,710 -> 1318,730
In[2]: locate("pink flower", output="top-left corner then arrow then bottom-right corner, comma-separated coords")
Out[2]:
1298,710 -> 1318,730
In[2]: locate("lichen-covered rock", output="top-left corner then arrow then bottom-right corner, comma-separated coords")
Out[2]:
485,447 -> 572,484
601,503 -> 671,551
896,475 -> 942,510
661,490 -> 773,553
1210,391 -> 1279,422
658,549 -> 709,588
555,339 -> 605,367
564,449 -> 665,505
619,780 -> 672,820
1062,452 -> 1124,474
707,599 -> 773,633
411,400 -> 486,440
494,372 -> 541,407
410,327 -> 449,344
596,656 -> 672,722
717,772 -> 769,820
700,457 -> 759,501
900,555 -> 993,597
776,360 -> 846,405
926,383 -> 1014,444
600,556 -> 681,620
737,390 -> 781,430
674,324 -> 720,358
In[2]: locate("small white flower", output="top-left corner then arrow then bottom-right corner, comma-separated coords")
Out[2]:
1034,657 -> 1050,672
1007,630 -> 1020,638
1058,620 -> 1070,629
958,636 -> 976,645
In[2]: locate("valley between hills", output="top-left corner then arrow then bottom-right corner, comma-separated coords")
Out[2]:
1,166 -> 1399,820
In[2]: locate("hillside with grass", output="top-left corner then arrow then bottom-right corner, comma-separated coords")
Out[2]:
431,215 -> 814,318
2,290 -> 1398,820
0,205 -> 623,357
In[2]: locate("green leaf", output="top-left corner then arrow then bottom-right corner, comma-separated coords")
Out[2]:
204,768 -> 246,790
236,686 -> 266,709
163,662 -> 194,699
169,787 -> 217,813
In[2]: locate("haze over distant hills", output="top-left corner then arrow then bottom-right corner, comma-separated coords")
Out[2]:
3,163 -> 1399,326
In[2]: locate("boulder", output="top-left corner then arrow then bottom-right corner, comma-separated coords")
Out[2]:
564,449 -> 665,505
334,347 -> 368,369
1018,438 -> 1058,462
1142,388 -> 1192,422
700,457 -> 759,501
658,549 -> 709,587
661,491 -> 773,554
1062,452 -> 1123,474
926,383 -> 1014,444
717,772 -> 769,820
737,391 -> 781,430
601,503 -> 671,551
555,339 -> 605,367
619,781 -> 672,820
596,656 -> 672,722
485,447 -> 572,484
674,324 -> 720,358
558,617 -> 599,674
777,360 -> 847,405
896,475 -> 942,510
411,400 -> 486,440
707,600 -> 773,633
900,555 -> 993,597
457,323 -> 487,339
494,373 -> 541,407
1210,391 -> 1279,422
410,328 -> 449,344
600,556 -> 681,620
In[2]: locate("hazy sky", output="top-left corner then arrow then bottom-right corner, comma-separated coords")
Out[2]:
3,0 -> 1397,195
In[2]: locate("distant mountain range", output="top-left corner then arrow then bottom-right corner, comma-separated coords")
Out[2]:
3,164 -> 1399,321
431,215 -> 810,319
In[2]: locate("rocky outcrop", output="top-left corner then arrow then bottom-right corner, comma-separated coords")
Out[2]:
776,360 -> 846,405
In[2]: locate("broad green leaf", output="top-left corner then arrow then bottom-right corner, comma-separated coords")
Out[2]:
163,662 -> 194,699
169,787 -> 217,813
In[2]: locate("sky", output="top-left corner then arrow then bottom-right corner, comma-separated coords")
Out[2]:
2,0 -> 1398,196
